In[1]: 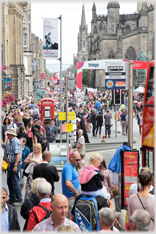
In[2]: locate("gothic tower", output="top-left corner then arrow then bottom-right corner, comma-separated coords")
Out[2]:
77,4 -> 88,62
107,2 -> 120,34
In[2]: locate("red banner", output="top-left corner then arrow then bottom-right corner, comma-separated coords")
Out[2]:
123,60 -> 149,70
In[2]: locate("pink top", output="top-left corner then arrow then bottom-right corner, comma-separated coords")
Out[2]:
28,128 -> 32,138
69,151 -> 72,158
85,166 -> 99,171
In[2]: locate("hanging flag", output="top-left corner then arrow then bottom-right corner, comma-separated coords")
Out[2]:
43,18 -> 58,59
54,72 -> 60,80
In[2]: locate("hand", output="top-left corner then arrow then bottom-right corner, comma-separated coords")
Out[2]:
13,165 -> 17,173
74,191 -> 78,198
106,197 -> 114,211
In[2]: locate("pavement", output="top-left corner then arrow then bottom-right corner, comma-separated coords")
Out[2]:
1,110 -> 142,230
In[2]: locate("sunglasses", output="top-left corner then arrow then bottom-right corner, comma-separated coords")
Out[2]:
75,159 -> 81,162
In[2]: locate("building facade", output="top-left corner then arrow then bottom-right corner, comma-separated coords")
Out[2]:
77,2 -> 155,88
1,2 -> 27,98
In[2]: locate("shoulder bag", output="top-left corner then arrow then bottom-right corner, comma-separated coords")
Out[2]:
137,193 -> 154,223
23,153 -> 33,177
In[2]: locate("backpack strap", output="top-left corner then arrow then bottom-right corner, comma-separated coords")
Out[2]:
37,204 -> 51,212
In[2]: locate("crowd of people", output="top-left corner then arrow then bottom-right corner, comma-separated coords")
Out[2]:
1,85 -> 151,232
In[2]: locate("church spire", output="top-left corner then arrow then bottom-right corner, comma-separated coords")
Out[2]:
81,4 -> 86,26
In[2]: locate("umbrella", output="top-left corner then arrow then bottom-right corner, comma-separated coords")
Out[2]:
134,86 -> 145,94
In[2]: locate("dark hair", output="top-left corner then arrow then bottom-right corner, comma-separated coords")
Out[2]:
123,142 -> 131,148
138,171 -> 153,187
18,125 -> 25,133
3,117 -> 10,125
99,111 -> 102,115
99,159 -> 107,170
34,124 -> 41,130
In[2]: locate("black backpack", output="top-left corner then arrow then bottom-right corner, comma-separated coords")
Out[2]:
36,205 -> 52,220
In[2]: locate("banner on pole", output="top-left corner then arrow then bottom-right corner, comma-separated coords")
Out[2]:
43,18 -> 58,59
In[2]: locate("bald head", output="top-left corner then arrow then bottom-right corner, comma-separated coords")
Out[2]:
51,193 -> 68,207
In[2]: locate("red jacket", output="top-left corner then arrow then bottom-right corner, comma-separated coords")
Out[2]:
26,201 -> 51,231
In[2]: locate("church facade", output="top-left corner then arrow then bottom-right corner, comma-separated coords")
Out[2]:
77,2 -> 155,88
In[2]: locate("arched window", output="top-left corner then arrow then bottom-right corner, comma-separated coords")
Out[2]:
125,46 -> 136,60
125,25 -> 131,32
108,50 -> 115,59
125,46 -> 136,76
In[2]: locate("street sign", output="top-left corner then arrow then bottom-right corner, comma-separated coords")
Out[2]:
68,78 -> 75,90
105,61 -> 127,90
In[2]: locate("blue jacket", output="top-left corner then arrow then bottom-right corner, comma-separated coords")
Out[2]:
108,145 -> 131,174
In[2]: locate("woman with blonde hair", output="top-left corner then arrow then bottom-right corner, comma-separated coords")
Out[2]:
79,152 -> 105,197
24,143 -> 42,200
20,178 -> 46,230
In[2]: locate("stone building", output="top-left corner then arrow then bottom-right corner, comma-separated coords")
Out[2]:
1,2 -> 27,98
77,2 -> 155,88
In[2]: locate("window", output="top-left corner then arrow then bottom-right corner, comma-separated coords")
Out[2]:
125,46 -> 136,76
145,67 -> 155,104
108,50 -> 115,59
23,11 -> 27,24
23,34 -> 27,47
125,25 -> 131,32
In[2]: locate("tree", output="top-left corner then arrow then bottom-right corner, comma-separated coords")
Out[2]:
82,69 -> 88,85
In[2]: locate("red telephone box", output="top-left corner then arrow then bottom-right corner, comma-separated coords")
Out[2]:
41,98 -> 54,128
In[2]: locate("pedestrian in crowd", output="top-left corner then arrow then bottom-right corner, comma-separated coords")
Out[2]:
24,143 -> 42,200
33,124 -> 48,152
20,178 -> 46,231
33,151 -> 60,197
125,110 -> 128,135
127,170 -> 155,231
9,116 -> 17,129
3,116 -> 12,129
98,159 -> 113,199
2,128 -> 23,206
16,125 -> 29,148
19,137 -> 30,191
95,111 -> 103,138
1,188 -> 20,231
32,194 -> 81,232
138,112 -> 143,134
129,209 -> 151,231
91,108 -> 97,137
26,119 -> 34,151
45,118 -> 58,143
98,207 -> 116,232
120,109 -> 127,135
76,129 -> 85,159
62,150 -> 81,219
1,117 -> 8,145
26,181 -> 52,231
23,113 -> 31,129
104,109 -> 112,138
86,110 -> 91,132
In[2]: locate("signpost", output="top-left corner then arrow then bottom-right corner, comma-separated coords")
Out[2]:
105,61 -> 127,90
68,77 -> 75,90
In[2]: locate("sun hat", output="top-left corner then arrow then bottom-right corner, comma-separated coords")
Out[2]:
6,128 -> 17,136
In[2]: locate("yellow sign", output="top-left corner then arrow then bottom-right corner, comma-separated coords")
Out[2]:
59,112 -> 66,121
68,112 -> 75,120
66,123 -> 73,132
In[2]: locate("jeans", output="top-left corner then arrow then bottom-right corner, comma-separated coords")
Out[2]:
48,140 -> 56,143
92,123 -> 96,136
105,124 -> 111,137
96,125 -> 102,136
7,163 -> 23,202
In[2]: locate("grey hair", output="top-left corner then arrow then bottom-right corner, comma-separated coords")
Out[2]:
78,129 -> 83,135
98,207 -> 115,228
130,209 -> 151,231
31,178 -> 46,194
36,181 -> 52,197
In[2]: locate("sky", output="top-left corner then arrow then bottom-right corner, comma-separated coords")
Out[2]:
31,0 -> 137,66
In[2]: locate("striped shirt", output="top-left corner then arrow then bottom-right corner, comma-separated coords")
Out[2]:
32,216 -> 81,232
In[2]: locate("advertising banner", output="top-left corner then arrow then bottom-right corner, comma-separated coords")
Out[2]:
43,18 -> 58,59
120,150 -> 139,209
48,143 -> 67,171
4,78 -> 12,90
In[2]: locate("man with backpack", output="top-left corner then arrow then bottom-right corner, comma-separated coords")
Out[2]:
26,181 -> 52,231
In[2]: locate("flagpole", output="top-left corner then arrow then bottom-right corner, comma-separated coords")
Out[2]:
59,15 -> 62,143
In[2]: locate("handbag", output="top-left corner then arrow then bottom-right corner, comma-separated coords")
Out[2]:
2,151 -> 10,172
137,193 -> 154,223
23,153 -> 33,177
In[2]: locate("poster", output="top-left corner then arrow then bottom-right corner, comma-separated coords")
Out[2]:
120,150 -> 139,209
4,78 -> 12,90
43,18 -> 58,59
48,143 -> 67,170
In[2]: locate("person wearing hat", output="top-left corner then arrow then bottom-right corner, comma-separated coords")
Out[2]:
2,128 -> 23,206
